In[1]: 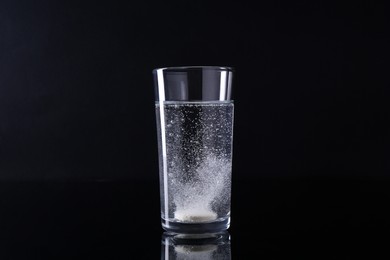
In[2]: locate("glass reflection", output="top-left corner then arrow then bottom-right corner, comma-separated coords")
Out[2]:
161,231 -> 231,259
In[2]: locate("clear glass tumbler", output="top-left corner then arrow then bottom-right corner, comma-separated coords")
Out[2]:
153,66 -> 234,233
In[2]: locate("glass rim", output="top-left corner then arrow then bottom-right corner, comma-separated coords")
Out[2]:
155,100 -> 234,104
153,66 -> 234,74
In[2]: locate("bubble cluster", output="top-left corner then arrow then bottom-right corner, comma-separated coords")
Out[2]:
172,154 -> 232,222
157,101 -> 234,223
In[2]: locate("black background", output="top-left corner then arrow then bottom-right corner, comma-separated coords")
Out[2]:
1,0 -> 390,257
1,0 -> 388,181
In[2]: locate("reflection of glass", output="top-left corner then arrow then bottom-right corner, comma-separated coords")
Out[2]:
161,231 -> 231,260
153,66 -> 234,234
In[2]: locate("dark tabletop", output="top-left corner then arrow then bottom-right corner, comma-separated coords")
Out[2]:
1,176 -> 389,259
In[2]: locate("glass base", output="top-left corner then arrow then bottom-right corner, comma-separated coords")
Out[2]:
162,217 -> 230,234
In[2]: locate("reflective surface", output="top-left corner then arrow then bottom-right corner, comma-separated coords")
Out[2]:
162,232 -> 231,259
0,177 -> 389,258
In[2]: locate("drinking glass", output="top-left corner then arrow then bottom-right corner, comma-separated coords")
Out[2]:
153,66 -> 234,233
